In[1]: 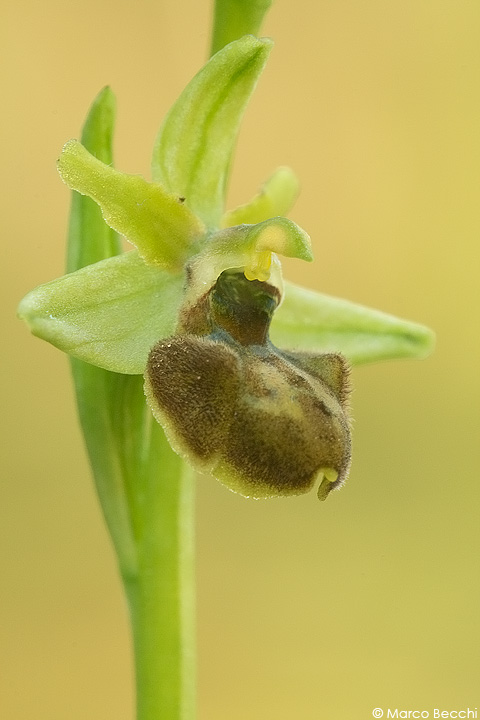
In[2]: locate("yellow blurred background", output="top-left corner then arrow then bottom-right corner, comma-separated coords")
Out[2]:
2,0 -> 479,718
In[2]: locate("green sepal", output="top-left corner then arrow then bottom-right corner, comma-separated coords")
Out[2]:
58,140 -> 205,270
151,35 -> 273,228
210,0 -> 273,55
271,281 -> 435,364
18,251 -> 433,376
221,167 -> 300,227
18,251 -> 184,375
18,217 -> 311,375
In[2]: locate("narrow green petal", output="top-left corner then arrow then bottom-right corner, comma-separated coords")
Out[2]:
66,87 -> 121,273
270,281 -> 435,365
58,140 -> 204,270
210,0 -> 273,55
221,167 -> 300,227
151,36 -> 273,228
18,251 -> 184,374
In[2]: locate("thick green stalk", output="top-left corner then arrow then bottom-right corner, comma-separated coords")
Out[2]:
211,0 -> 272,55
66,6 -> 275,720
67,89 -> 196,719
113,374 -> 196,720
124,424 -> 195,720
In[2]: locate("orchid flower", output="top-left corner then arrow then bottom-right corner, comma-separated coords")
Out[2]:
18,36 -> 433,503
17,25 -> 434,720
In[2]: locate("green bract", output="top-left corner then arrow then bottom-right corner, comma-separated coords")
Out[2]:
18,35 -> 434,499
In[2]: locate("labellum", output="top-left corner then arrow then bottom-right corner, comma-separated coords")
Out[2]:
145,265 -> 351,500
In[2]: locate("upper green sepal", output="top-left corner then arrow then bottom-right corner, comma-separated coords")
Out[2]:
58,140 -> 205,270
151,35 -> 273,228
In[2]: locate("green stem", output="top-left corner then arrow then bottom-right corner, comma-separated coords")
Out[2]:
210,0 -> 272,56
124,429 -> 195,720
67,6 -> 275,719
66,88 -> 196,719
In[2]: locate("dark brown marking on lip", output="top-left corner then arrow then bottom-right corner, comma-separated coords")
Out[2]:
145,268 -> 352,499
146,335 -> 239,460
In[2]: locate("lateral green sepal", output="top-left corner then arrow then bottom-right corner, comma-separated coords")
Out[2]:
271,281 -> 435,364
18,251 -> 185,374
151,35 -> 273,228
18,253 -> 434,376
58,140 -> 205,270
